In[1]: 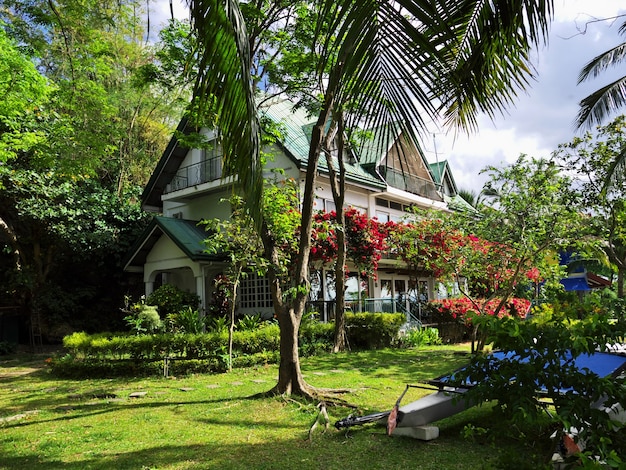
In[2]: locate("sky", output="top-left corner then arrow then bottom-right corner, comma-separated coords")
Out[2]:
431,1 -> 626,192
148,1 -> 626,193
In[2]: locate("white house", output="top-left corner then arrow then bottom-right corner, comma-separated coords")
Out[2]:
124,96 -> 465,321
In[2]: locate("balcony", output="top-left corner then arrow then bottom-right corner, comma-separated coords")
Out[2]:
379,166 -> 441,200
165,156 -> 223,193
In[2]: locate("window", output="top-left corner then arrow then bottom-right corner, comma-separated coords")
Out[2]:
375,197 -> 413,213
239,273 -> 273,309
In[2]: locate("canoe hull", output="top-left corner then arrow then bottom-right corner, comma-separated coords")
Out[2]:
395,390 -> 470,428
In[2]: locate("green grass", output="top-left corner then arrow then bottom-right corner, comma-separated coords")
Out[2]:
0,346 -> 552,469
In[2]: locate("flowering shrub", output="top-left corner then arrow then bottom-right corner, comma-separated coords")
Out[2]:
310,208 -> 389,277
389,217 -> 465,279
429,297 -> 531,324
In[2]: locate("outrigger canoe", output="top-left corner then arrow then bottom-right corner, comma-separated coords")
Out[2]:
334,348 -> 626,439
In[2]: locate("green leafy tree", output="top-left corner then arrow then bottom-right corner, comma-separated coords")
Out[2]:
0,28 -> 51,163
457,308 -> 626,466
448,156 -> 582,350
189,0 -> 554,396
203,194 -> 268,371
394,157 -> 581,351
0,1 -> 190,336
0,167 -> 148,334
1,0 -> 184,189
554,115 -> 626,297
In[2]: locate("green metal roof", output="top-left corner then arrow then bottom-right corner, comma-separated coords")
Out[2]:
428,161 -> 447,185
258,98 -> 386,189
124,216 -> 224,271
155,217 -> 216,260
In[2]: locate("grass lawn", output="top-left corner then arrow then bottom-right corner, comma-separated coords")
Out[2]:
0,345 -> 552,469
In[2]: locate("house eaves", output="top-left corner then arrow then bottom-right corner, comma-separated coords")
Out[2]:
429,160 -> 459,196
124,216 -> 223,272
141,118 -> 192,212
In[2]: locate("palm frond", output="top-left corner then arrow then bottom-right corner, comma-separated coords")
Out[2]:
436,0 -> 552,131
458,189 -> 477,207
578,41 -> 626,84
188,0 -> 262,225
601,142 -> 626,197
575,75 -> 626,129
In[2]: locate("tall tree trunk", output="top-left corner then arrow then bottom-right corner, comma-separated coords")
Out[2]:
263,231 -> 316,396
228,272 -> 241,372
333,226 -> 348,352
323,112 -> 348,352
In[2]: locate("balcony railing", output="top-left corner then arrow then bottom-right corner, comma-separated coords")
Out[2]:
378,166 -> 440,200
166,156 -> 223,193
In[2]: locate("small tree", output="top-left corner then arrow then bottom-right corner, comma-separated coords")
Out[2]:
452,157 -> 584,350
393,156 -> 583,351
203,178 -> 301,371
202,195 -> 268,371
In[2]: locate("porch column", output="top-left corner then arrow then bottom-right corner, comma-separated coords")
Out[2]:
196,275 -> 206,314
145,281 -> 154,298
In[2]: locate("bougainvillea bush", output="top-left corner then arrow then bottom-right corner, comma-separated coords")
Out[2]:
310,208 -> 391,277
431,297 -> 531,321
426,297 -> 531,345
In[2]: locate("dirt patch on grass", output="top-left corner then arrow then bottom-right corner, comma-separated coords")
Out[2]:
0,345 -> 62,379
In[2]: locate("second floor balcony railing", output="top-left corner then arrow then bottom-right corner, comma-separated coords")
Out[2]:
378,166 -> 441,200
166,155 -> 223,193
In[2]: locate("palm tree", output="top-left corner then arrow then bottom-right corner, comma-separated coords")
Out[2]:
187,0 -> 554,397
576,19 -> 626,129
575,18 -> 626,192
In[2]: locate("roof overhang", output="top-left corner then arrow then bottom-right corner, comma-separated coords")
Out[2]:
123,216 -> 225,272
141,118 -> 192,212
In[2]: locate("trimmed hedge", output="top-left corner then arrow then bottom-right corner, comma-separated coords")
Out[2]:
52,312 -> 405,377
345,312 -> 405,349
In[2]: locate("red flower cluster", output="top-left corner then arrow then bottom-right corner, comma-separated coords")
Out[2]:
310,208 -> 389,277
431,297 -> 531,323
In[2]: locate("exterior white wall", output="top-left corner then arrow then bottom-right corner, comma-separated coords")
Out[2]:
144,235 -> 201,292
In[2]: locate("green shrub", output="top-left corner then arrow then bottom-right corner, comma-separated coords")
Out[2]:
63,331 -> 93,356
457,311 -> 626,467
124,304 -> 161,334
0,341 -> 17,355
397,326 -> 442,348
54,312 -> 405,377
299,321 -> 334,356
207,316 -> 228,333
345,312 -> 405,349
236,314 -> 263,331
233,324 -> 280,354
165,307 -> 204,334
146,284 -> 200,317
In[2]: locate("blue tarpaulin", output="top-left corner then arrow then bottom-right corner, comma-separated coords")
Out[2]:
560,277 -> 591,291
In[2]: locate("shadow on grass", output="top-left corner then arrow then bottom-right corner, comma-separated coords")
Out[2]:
0,413 -> 515,470
1,393 -> 276,430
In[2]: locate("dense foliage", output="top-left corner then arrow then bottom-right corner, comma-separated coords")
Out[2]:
0,2 -> 190,338
455,297 -> 626,467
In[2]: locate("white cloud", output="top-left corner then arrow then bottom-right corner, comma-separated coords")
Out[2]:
439,2 -> 626,192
